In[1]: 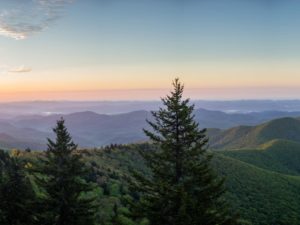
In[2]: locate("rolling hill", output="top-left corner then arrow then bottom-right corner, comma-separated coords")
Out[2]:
210,117 -> 300,149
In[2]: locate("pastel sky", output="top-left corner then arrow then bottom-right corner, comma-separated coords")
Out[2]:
1,0 -> 300,101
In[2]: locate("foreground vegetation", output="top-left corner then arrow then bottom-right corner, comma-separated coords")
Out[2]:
2,142 -> 300,225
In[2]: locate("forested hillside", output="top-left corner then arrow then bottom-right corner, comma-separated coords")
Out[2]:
9,143 -> 300,225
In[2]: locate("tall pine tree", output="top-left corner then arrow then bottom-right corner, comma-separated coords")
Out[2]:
130,78 -> 240,225
35,118 -> 98,225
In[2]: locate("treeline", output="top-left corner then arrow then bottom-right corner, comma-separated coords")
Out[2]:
0,79 -> 244,225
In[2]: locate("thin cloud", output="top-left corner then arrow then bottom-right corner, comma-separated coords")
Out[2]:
8,65 -> 32,73
0,0 -> 74,40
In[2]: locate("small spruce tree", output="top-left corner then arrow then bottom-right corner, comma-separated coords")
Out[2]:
35,118 -> 98,225
130,78 -> 240,225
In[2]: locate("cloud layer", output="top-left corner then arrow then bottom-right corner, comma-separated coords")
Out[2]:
0,0 -> 74,40
9,65 -> 32,73
0,65 -> 32,74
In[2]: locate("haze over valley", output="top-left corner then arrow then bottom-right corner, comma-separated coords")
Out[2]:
1,100 -> 300,150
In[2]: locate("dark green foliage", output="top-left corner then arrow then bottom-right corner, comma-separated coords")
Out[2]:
0,150 -> 37,225
75,145 -> 300,225
129,79 -> 239,225
35,118 -> 98,225
222,139 -> 300,176
2,143 -> 300,225
213,154 -> 300,225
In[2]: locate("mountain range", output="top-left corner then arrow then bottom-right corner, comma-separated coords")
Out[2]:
1,109 -> 300,150
2,100 -> 300,116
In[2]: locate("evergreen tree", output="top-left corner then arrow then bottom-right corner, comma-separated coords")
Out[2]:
130,78 -> 240,225
35,118 -> 98,225
0,150 -> 37,225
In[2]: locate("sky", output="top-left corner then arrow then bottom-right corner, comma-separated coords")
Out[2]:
1,0 -> 300,101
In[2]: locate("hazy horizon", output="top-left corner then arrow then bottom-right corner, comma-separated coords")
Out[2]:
1,86 -> 300,102
3,97 -> 300,103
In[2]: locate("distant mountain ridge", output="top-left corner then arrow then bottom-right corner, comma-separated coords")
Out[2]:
9,110 -> 152,149
0,109 -> 300,150
194,108 -> 300,128
3,100 -> 300,116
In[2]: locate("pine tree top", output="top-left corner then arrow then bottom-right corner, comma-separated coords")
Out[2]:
47,118 -> 78,155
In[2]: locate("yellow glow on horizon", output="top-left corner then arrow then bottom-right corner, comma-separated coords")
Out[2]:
1,60 -> 300,101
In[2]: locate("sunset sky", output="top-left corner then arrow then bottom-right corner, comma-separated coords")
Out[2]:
1,0 -> 300,101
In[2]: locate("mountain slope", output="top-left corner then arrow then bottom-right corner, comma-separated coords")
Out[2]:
221,139 -> 300,176
210,117 -> 300,149
0,121 -> 50,150
213,153 -> 300,225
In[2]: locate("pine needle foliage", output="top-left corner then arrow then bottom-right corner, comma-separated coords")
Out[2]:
130,78 -> 240,225
35,118 -> 98,225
